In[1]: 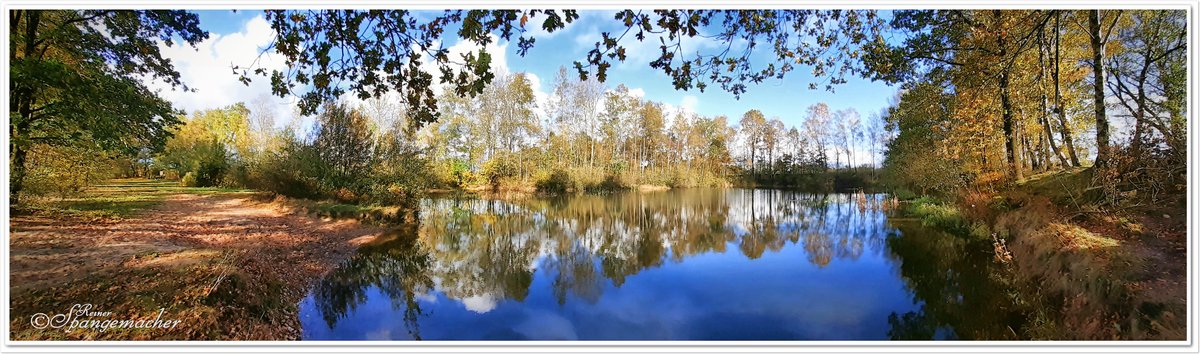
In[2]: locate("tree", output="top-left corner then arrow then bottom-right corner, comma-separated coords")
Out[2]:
635,102 -> 667,172
476,72 -> 539,161
157,104 -> 253,187
738,110 -> 767,173
492,73 -> 541,177
9,10 -> 207,204
543,68 -> 606,167
863,10 -> 1061,181
1107,10 -> 1187,154
881,81 -> 963,195
865,113 -> 885,168
600,85 -> 640,166
803,104 -> 833,169
1088,10 -> 1122,170
638,102 -> 667,170
834,109 -> 861,169
313,102 -> 376,193
783,127 -> 802,166
763,118 -> 785,173
1050,11 -> 1084,167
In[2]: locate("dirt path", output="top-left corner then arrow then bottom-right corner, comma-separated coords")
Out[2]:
9,191 -> 386,340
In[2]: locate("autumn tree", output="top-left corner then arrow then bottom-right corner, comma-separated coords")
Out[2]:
635,102 -> 667,172
739,110 -> 767,173
157,104 -> 253,187
803,104 -> 833,169
863,10 -> 1068,181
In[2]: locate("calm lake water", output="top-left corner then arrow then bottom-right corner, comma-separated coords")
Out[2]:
298,188 -> 1022,340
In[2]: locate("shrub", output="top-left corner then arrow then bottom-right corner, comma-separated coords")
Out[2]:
21,145 -> 120,198
535,168 -> 575,193
588,174 -> 628,192
907,196 -> 969,235
180,172 -> 199,187
481,155 -> 518,188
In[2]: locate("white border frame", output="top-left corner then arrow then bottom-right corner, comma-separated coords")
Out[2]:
1,0 -> 1195,352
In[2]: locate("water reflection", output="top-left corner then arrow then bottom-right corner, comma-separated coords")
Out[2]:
299,188 -> 1019,340
882,221 -> 1025,340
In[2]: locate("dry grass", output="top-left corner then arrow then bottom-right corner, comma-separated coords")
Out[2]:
993,169 -> 1185,340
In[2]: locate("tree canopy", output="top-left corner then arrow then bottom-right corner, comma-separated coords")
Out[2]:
9,10 -> 208,203
239,10 -> 884,127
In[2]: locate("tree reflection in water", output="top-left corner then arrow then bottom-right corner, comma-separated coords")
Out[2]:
305,188 -> 1018,340
883,220 -> 1026,340
310,226 -> 433,339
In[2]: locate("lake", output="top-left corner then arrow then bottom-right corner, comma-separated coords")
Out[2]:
298,188 -> 1023,340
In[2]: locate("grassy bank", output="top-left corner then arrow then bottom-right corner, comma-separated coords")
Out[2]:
896,168 -> 1186,339
13,179 -> 256,219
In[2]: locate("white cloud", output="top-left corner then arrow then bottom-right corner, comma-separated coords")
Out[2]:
525,72 -> 551,122
461,294 -> 498,314
147,15 -> 297,128
680,95 -> 699,113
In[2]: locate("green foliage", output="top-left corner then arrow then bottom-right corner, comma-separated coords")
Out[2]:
9,10 -> 208,204
250,140 -> 326,200
157,105 -> 252,187
366,136 -> 432,206
880,81 -> 965,196
906,197 -> 969,235
230,101 -> 431,206
480,154 -> 519,188
180,172 -> 199,188
20,144 -> 121,198
312,102 -> 376,193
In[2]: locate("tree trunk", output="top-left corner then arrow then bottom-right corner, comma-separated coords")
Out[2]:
749,140 -> 756,175
1053,11 -> 1082,167
1130,44 -> 1152,154
996,10 -> 1022,181
1089,10 -> 1111,169
1041,116 -> 1065,168
10,10 -> 40,206
1038,25 -> 1069,167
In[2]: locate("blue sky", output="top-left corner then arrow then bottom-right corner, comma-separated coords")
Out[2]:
165,10 -> 899,137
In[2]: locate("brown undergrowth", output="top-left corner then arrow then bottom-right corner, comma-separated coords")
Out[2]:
9,179 -> 386,340
985,168 -> 1186,340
